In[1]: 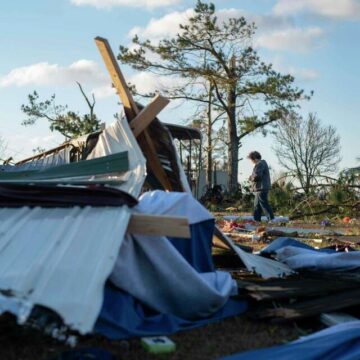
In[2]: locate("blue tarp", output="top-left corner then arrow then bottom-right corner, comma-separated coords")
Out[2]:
168,220 -> 215,272
260,237 -> 339,256
96,286 -> 246,340
260,237 -> 314,255
220,321 -> 360,360
95,220 -> 247,339
260,237 -> 360,272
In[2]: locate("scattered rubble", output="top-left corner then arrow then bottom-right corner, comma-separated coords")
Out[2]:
1,36 -> 360,360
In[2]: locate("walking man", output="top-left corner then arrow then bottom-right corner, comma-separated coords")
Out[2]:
247,151 -> 274,222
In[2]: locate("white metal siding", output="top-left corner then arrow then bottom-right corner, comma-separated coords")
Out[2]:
0,206 -> 130,334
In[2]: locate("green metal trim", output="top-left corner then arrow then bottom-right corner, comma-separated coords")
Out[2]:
0,180 -> 125,186
0,152 -> 129,181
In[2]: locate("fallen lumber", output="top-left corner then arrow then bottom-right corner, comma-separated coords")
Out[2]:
127,214 -> 191,238
214,229 -> 293,279
256,288 -> 360,322
130,94 -> 169,137
238,277 -> 360,301
95,37 -> 173,191
213,226 -> 253,253
334,236 -> 360,245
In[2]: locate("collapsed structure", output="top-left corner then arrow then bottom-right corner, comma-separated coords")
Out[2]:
0,37 -> 248,336
1,37 -> 360,359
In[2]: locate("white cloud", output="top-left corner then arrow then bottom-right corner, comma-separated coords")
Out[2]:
129,7 -> 295,41
2,133 -> 63,160
128,9 -> 195,40
129,8 -> 286,40
92,85 -> 117,99
70,0 -> 180,9
30,134 -> 59,147
282,65 -> 320,81
256,27 -> 325,53
130,72 -> 185,94
0,60 -> 107,88
271,56 -> 320,81
293,68 -> 319,81
93,72 -> 185,100
273,0 -> 360,20
128,7 -> 323,54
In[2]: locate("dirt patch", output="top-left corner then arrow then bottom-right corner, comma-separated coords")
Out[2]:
0,314 -> 305,360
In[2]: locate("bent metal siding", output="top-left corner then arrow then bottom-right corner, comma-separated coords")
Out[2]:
0,117 -> 147,334
0,205 -> 131,334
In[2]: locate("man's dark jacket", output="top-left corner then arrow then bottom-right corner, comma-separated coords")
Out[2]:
250,159 -> 271,192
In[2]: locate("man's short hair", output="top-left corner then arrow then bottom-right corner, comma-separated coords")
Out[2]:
247,151 -> 262,161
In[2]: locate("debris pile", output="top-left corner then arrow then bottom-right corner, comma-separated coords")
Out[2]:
0,37 -> 246,340
1,37 -> 360,360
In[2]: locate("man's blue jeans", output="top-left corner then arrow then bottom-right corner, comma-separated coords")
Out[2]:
254,191 -> 274,221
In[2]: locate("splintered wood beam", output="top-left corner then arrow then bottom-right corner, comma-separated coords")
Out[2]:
257,288 -> 360,322
130,94 -> 169,137
127,214 -> 191,238
94,36 -> 173,191
94,36 -> 138,120
142,131 -> 173,190
212,226 -> 253,253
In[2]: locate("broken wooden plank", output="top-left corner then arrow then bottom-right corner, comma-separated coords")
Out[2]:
334,236 -> 360,246
213,227 -> 253,253
141,130 -> 173,191
238,277 -> 360,301
213,229 -> 293,279
130,94 -> 169,137
94,36 -> 173,191
212,236 -> 253,253
127,214 -> 191,238
95,36 -> 138,120
257,288 -> 360,322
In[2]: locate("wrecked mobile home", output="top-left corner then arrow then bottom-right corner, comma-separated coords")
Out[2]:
0,37 -> 246,337
1,37 -> 360,359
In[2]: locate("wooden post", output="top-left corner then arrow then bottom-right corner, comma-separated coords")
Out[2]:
95,36 -> 138,120
130,94 -> 169,137
94,36 -> 173,191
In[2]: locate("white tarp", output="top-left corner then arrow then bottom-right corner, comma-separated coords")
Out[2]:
137,190 -> 213,225
87,117 -> 146,197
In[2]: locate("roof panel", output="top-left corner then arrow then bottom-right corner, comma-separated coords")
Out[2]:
0,117 -> 146,333
0,206 -> 130,334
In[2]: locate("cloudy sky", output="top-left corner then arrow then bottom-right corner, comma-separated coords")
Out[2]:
0,0 -> 359,179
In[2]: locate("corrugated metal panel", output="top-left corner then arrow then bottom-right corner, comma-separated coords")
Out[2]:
14,147 -> 71,170
0,116 -> 146,334
0,206 -> 131,334
0,151 -> 129,181
2,117 -> 146,197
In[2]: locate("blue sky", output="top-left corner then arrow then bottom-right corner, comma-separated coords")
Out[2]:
0,0 -> 359,180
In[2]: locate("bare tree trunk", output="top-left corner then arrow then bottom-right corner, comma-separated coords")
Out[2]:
227,58 -> 239,193
207,119 -> 213,188
206,87 -> 213,187
227,106 -> 238,192
77,81 -> 96,120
